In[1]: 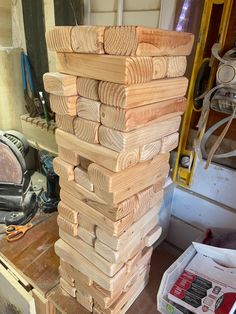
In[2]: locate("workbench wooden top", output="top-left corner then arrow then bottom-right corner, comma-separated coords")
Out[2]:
0,213 -> 60,297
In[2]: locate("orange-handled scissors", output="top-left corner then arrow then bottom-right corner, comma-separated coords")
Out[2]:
5,215 -> 48,242
5,223 -> 33,242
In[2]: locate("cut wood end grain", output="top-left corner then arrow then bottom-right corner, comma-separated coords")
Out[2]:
77,97 -> 101,122
53,157 -> 74,181
71,25 -> 105,54
46,26 -> 73,52
76,77 -> 99,101
55,114 -> 75,134
50,94 -> 78,116
104,26 -> 194,56
74,166 -> 94,192
43,72 -> 77,96
74,117 -> 100,144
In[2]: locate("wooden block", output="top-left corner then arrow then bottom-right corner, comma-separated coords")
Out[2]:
78,226 -> 96,247
80,156 -> 93,170
59,230 -> 123,277
58,201 -> 79,224
100,97 -> 186,131
55,239 -> 126,291
60,179 -> 137,221
46,26 -> 73,52
56,53 -> 153,85
167,56 -> 187,78
99,116 -> 181,152
60,260 -> 75,286
94,175 -> 166,205
95,206 -> 159,251
43,72 -> 77,96
152,56 -> 167,80
104,26 -> 194,56
55,114 -> 75,134
75,166 -> 94,191
71,25 -> 105,54
50,94 -> 78,116
76,77 -> 99,101
76,286 -> 93,312
57,215 -> 78,237
88,153 -> 169,193
77,97 -> 101,122
60,278 -> 76,298
145,225 -> 162,246
55,129 -> 139,172
58,146 -> 80,166
60,190 -> 133,237
140,132 -> 179,161
79,215 -> 96,234
72,267 -> 93,287
53,157 -> 74,181
74,117 -> 100,144
32,289 -> 56,314
98,77 -> 188,109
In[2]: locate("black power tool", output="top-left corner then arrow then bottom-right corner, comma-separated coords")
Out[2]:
0,130 -> 37,225
38,152 -> 59,213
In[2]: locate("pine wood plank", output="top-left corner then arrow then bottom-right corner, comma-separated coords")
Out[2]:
59,260 -> 75,286
99,116 -> 181,152
78,226 -> 96,247
77,97 -> 101,122
59,230 -> 123,277
56,53 -> 153,84
100,97 -> 186,131
43,72 -> 77,96
76,285 -> 93,312
104,26 -> 194,56
76,77 -> 99,101
56,114 -> 75,134
95,206 -> 159,251
46,26 -> 73,52
145,225 -> 162,246
74,117 -> 100,143
167,56 -> 187,77
57,215 -> 78,237
71,265 -> 93,287
53,157 -> 74,181
80,156 -> 93,170
55,239 -> 126,291
71,25 -> 105,54
88,153 -> 169,193
58,146 -> 80,166
74,166 -> 94,192
60,179 -> 137,221
152,56 -> 167,79
55,129 -> 139,172
60,278 -> 76,298
60,190 -> 134,237
98,77 -> 188,109
50,94 -> 78,116
79,215 -> 96,234
32,288 -> 56,314
140,132 -> 179,161
58,201 -> 79,224
94,174 -> 166,205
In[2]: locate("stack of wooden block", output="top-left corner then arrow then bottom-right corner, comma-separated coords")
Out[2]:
43,25 -> 193,313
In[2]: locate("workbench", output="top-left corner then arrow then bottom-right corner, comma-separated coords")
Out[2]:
0,212 -> 176,314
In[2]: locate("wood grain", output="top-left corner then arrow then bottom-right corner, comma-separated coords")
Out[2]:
77,226 -> 96,247
57,215 -> 78,237
43,72 -> 77,96
55,129 -> 139,172
58,201 -> 79,224
71,25 -> 105,54
74,166 -> 94,192
55,239 -> 126,291
88,153 -> 169,193
98,77 -> 188,109
76,286 -> 93,312
104,26 -> 194,56
166,56 -> 187,77
100,97 -> 186,131
60,278 -> 76,298
99,116 -> 181,152
46,26 -> 73,52
140,132 -> 179,161
80,157 -> 93,170
77,77 -> 99,101
74,117 -> 100,143
56,114 -> 75,134
50,94 -> 78,116
56,53 -> 153,84
53,157 -> 74,181
77,97 -> 101,122
58,146 -> 80,166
